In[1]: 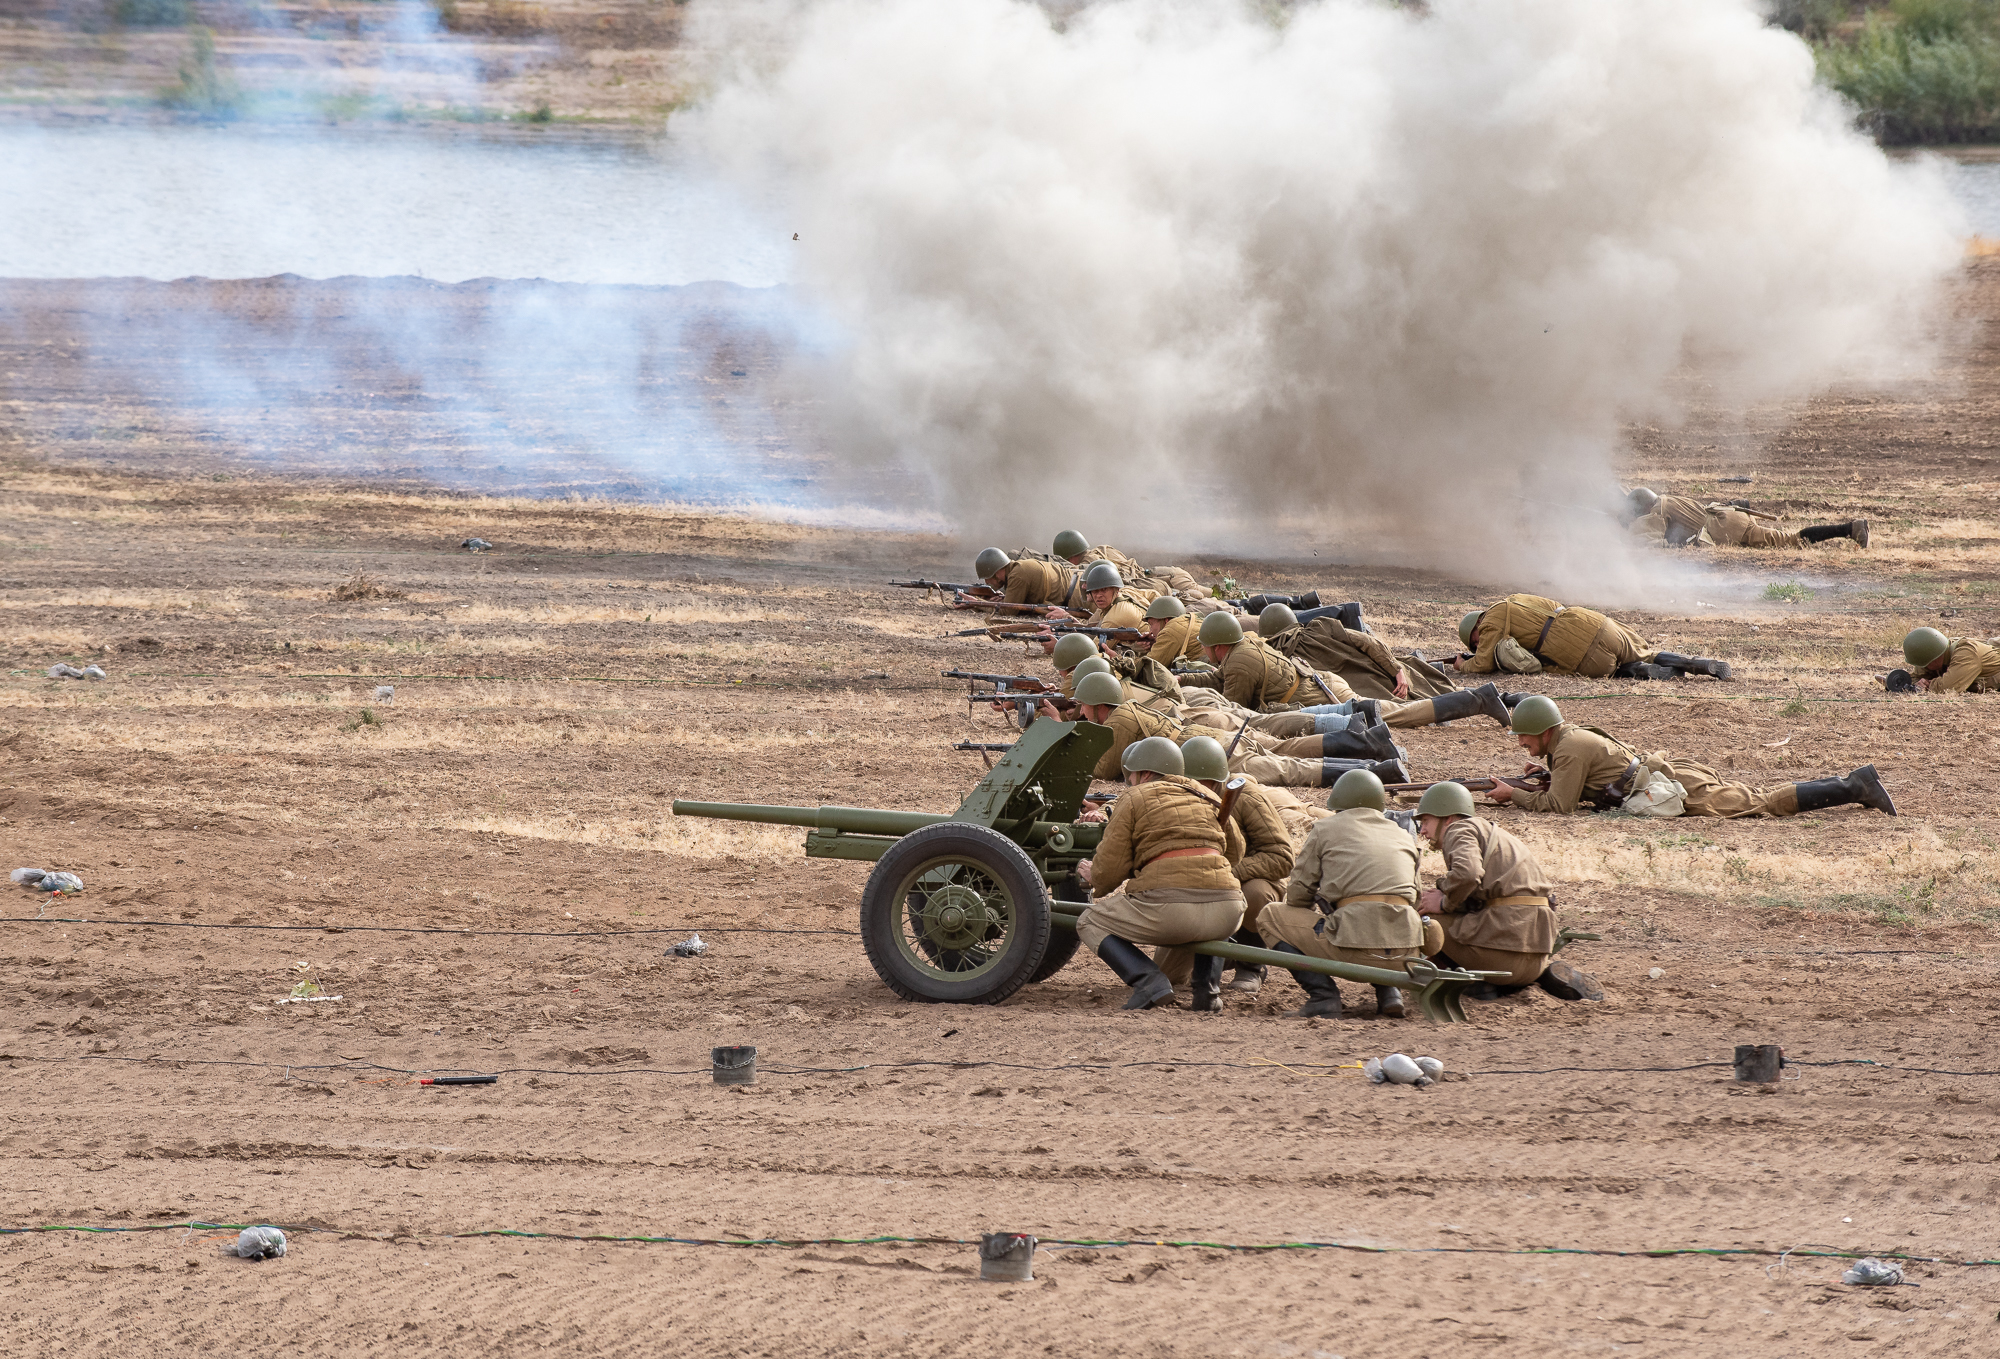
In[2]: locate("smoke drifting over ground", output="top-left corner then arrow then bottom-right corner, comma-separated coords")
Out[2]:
691,0 -> 1965,587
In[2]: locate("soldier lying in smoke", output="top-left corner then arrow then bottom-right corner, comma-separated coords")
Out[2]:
1889,627 -> 2000,694
1452,593 -> 1732,683
1622,488 -> 1869,551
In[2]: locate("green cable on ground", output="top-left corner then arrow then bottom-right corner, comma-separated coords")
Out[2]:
4,1220 -> 1996,1268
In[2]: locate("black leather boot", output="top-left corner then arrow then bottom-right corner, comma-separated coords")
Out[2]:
1271,942 -> 1341,1018
1795,765 -> 1896,816
1350,698 -> 1381,725
1652,652 -> 1733,681
1237,594 -> 1280,614
1615,660 -> 1680,681
1799,519 -> 1869,546
1335,601 -> 1367,633
1499,691 -> 1529,708
1294,591 -> 1322,610
1315,756 -> 1409,785
1373,985 -> 1406,1019
1188,953 -> 1224,1013
1426,683 -> 1510,726
1097,936 -> 1175,1010
1536,959 -> 1603,1001
1368,757 -> 1409,785
1319,720 -> 1404,762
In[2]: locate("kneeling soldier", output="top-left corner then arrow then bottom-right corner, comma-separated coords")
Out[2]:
1412,782 -> 1601,1002
1075,736 -> 1246,1012
1490,696 -> 1898,818
1181,736 -> 1294,996
1259,770 -> 1439,1020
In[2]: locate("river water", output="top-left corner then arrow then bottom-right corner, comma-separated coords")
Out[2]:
7,124 -> 1997,285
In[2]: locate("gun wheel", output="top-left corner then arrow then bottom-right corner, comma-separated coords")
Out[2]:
860,823 -> 1052,1004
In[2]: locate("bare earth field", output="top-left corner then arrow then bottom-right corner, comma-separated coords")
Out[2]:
3,263 -> 2000,1356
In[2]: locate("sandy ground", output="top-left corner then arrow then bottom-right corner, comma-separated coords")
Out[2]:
4,263 -> 2000,1354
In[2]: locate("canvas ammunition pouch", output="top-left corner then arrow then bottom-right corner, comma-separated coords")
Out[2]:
1494,636 -> 1543,675
1591,760 -> 1643,811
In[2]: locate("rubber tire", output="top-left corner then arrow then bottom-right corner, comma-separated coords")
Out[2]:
859,822 -> 1052,1005
1028,873 -> 1089,983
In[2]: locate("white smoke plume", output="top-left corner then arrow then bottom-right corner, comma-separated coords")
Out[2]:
688,0 -> 1965,588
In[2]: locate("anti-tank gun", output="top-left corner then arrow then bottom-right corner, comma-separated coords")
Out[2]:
671,720 -> 1502,1020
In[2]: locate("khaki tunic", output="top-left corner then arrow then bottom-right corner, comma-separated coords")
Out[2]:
1079,774 -> 1245,974
1182,635 -> 1346,710
1261,807 -> 1425,969
1431,816 -> 1558,986
1269,619 -> 1429,701
1515,722 -> 1801,818
1160,780 -> 1292,983
1932,638 -> 2000,694
1003,557 -> 1085,609
1088,587 -> 1158,632
1464,594 -> 1653,678
1143,612 -> 1204,666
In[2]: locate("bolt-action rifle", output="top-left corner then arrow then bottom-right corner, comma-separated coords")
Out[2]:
891,579 -> 994,597
951,593 -> 1054,616
1384,769 -> 1551,797
1047,623 -> 1146,646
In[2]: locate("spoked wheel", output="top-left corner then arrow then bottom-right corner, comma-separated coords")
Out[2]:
1028,873 -> 1088,983
859,823 -> 1051,1004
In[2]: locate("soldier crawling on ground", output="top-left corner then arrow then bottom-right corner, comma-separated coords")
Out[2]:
1623,488 -> 1869,551
1890,627 -> 2000,694
1453,594 -> 1732,683
1483,696 -> 1898,819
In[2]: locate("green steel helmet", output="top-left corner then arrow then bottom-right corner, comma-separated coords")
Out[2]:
1052,529 -> 1092,560
1415,781 -> 1476,819
1121,735 -> 1185,778
1143,594 -> 1186,621
1073,671 -> 1126,707
1257,603 -> 1299,637
973,547 -> 1011,581
1072,656 -> 1113,679
1198,611 -> 1245,647
1458,610 -> 1484,648
1902,626 -> 1951,668
1179,735 -> 1230,783
1509,694 -> 1563,736
1326,768 -> 1386,811
1627,487 -> 1659,517
1081,561 -> 1123,592
1051,632 -> 1099,671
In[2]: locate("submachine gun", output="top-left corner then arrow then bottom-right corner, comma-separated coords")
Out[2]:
671,720 -> 1505,1019
943,668 -> 1075,729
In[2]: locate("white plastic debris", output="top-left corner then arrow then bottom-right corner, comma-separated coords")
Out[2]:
47,664 -> 86,679
1842,1258 -> 1906,1287
1415,1056 -> 1444,1081
1363,1057 -> 1385,1083
1648,967 -> 1665,980
225,1226 -> 287,1260
671,933 -> 707,958
461,538 -> 493,552
1380,1053 -> 1427,1085
373,685 -> 395,703
83,665 -> 105,680
13,868 -> 81,893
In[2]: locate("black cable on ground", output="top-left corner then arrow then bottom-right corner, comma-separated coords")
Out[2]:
0,916 -> 862,938
4,1219 -> 1997,1269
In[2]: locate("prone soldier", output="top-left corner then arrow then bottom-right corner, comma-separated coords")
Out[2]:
1625,488 -> 1869,550
1257,603 -> 1511,730
1139,595 -> 1204,666
1046,562 -> 1157,632
1454,594 -> 1731,682
1484,696 -> 1897,818
968,547 -> 1088,611
1052,529 -> 1209,600
1177,612 -> 1410,766
1411,782 -> 1601,1002
1894,627 -> 2000,694
1074,736 -> 1244,1012
1258,770 -> 1438,1020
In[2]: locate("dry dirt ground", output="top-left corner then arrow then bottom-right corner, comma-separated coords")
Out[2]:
3,265 -> 2000,1355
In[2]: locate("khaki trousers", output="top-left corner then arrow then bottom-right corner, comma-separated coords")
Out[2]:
1673,762 -> 1800,818
1234,753 -> 1326,787
1432,934 -> 1548,986
1707,507 -> 1805,550
1572,616 -> 1653,677
1255,903 -> 1436,972
1078,886 -> 1245,984
1162,877 -> 1282,984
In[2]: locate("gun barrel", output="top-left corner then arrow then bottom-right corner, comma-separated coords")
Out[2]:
670,801 -> 948,838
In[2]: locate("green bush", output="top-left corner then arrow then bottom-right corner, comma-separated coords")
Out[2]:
158,26 -> 240,116
114,0 -> 191,26
1817,0 -> 2000,142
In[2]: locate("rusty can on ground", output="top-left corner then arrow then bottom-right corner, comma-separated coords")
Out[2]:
712,1045 -> 757,1086
979,1232 -> 1037,1282
1733,1044 -> 1783,1083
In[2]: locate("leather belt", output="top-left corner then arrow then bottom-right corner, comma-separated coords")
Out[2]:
1532,609 -> 1562,661
1482,894 -> 1551,907
1279,669 -> 1302,704
1335,893 -> 1411,908
1593,759 -> 1641,810
1147,847 -> 1222,866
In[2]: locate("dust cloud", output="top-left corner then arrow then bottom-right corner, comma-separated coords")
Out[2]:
688,0 -> 1965,593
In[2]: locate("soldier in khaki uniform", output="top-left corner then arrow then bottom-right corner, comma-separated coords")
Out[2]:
1625,488 -> 1868,550
1063,675 -> 1404,791
970,547 -> 1088,610
1259,770 -> 1438,1019
1179,612 -> 1408,766
1257,604 -> 1510,730
1181,736 -> 1294,996
1411,782 -> 1601,1002
1256,603 -> 1453,701
1139,595 -> 1205,666
1898,627 -> 2000,694
1074,736 -> 1244,1011
1053,529 -> 1209,600
1454,594 -> 1732,682
1044,562 -> 1157,632
1486,696 -> 1898,819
